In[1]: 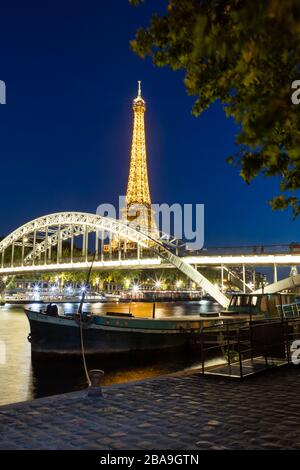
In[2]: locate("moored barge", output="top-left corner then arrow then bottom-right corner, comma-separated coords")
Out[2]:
24,293 -> 300,357
24,307 -> 219,357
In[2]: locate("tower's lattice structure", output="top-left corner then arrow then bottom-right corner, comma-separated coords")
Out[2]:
124,81 -> 158,237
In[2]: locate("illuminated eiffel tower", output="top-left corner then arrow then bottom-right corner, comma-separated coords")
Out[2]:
124,81 -> 158,237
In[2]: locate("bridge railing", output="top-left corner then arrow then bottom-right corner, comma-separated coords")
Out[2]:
2,241 -> 300,270
186,243 -> 299,257
1,250 -> 162,269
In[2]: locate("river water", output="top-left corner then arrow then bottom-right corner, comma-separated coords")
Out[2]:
0,301 -> 220,406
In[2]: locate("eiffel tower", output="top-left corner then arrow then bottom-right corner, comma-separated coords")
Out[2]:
124,81 -> 158,237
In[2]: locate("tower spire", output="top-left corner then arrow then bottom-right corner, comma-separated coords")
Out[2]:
124,83 -> 158,236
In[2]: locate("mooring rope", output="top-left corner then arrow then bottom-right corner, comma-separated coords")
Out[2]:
78,251 -> 97,386
79,313 -> 91,386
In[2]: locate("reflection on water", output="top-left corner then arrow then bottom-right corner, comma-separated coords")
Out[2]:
60,300 -> 220,318
0,301 -> 220,406
0,305 -> 32,406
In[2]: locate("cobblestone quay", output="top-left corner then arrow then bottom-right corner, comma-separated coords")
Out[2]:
0,366 -> 300,450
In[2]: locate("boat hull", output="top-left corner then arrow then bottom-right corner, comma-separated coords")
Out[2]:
24,309 -> 202,357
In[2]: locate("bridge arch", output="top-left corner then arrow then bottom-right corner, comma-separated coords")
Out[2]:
0,212 -> 229,307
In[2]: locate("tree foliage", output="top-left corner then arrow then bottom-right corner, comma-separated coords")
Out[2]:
130,0 -> 300,216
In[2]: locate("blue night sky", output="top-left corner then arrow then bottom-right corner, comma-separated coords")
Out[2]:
0,0 -> 299,247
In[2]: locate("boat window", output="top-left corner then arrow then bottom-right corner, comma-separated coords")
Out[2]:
250,296 -> 258,306
231,295 -> 249,307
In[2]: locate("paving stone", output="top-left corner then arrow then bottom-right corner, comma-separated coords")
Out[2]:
1,366 -> 300,449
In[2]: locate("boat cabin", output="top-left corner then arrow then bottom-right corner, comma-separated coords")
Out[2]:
222,293 -> 300,318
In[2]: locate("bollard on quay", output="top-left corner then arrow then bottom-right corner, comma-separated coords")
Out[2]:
87,369 -> 105,397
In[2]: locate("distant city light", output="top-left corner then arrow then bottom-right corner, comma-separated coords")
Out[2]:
132,284 -> 139,293
124,278 -> 131,289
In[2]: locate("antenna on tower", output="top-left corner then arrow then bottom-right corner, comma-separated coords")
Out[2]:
138,80 -> 142,98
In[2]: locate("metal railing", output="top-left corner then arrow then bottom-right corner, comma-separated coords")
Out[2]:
188,243 -> 299,257
199,314 -> 300,379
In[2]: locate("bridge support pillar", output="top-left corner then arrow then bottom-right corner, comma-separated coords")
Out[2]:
221,264 -> 224,293
101,231 -> 104,262
21,236 -> 25,267
44,227 -> 48,265
70,226 -> 74,263
109,236 -> 112,261
33,230 -> 36,266
11,242 -> 15,268
57,225 -> 61,264
118,237 -> 121,261
137,243 -> 140,261
242,264 -> 246,293
85,227 -> 88,263
274,263 -> 278,283
176,239 -> 179,256
95,229 -> 99,261
82,227 -> 86,260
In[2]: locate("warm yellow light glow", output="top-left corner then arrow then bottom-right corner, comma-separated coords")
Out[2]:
125,82 -> 158,235
124,278 -> 131,289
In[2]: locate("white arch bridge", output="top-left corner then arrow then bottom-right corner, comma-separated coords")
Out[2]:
1,212 -> 300,307
0,212 -> 230,307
